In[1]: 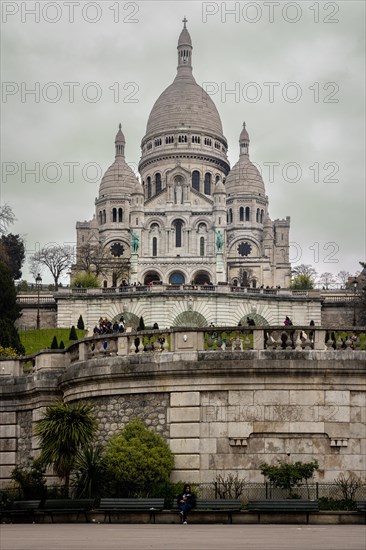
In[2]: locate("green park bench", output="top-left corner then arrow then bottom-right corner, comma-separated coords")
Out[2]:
184,499 -> 242,524
37,499 -> 95,523
99,498 -> 165,524
248,499 -> 319,524
0,500 -> 41,523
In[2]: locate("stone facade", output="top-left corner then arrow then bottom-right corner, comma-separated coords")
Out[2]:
73,23 -> 291,290
55,287 -> 322,330
0,329 -> 365,488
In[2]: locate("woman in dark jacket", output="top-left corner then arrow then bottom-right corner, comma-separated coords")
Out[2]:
177,483 -> 196,524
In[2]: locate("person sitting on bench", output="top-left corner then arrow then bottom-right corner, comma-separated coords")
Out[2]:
177,483 -> 196,524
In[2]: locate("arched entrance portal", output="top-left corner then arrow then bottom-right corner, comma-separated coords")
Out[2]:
169,271 -> 185,285
239,313 -> 270,327
173,311 -> 208,327
144,271 -> 161,285
193,271 -> 211,285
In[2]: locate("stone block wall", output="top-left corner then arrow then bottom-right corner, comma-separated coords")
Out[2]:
0,342 -> 365,489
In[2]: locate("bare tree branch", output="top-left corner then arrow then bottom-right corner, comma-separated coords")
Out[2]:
30,245 -> 74,289
0,204 -> 16,235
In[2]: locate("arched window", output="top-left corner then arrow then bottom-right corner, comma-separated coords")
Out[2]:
245,207 -> 250,221
204,173 -> 211,195
103,210 -> 106,224
147,177 -> 152,199
174,220 -> 183,248
169,272 -> 185,284
200,236 -> 205,257
260,209 -> 264,223
229,208 -> 233,224
112,208 -> 117,222
256,208 -> 260,222
152,237 -> 157,257
118,208 -> 123,223
99,211 -> 103,225
239,207 -> 244,221
192,170 -> 200,192
155,173 -> 162,194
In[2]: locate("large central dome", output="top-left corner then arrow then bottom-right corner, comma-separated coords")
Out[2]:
144,21 -> 224,141
145,73 -> 224,138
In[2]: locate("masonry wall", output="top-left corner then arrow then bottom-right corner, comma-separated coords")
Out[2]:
1,347 -> 364,488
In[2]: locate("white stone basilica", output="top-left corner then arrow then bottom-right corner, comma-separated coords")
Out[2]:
74,21 -> 291,289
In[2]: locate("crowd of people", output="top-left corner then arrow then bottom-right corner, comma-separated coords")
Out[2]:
93,316 -> 125,335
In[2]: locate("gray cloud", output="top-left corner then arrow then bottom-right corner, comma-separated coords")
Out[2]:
1,0 -> 365,283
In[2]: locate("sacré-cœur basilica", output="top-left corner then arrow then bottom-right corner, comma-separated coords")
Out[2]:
73,20 -> 291,292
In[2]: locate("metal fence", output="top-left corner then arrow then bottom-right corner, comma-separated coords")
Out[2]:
195,482 -> 366,502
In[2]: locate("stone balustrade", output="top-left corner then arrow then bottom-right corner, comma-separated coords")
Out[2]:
0,326 -> 365,377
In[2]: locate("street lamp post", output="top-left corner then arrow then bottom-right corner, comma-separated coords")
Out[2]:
352,277 -> 358,327
35,273 -> 42,330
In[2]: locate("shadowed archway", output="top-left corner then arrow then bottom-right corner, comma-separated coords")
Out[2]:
172,311 -> 208,327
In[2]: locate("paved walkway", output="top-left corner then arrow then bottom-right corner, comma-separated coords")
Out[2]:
1,524 -> 365,550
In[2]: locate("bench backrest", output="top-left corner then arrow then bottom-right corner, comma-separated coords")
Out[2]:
248,500 -> 318,511
42,499 -> 94,510
12,500 -> 41,510
195,499 -> 241,511
99,498 -> 165,510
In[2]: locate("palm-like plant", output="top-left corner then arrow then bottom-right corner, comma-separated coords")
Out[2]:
34,401 -> 98,495
73,445 -> 109,499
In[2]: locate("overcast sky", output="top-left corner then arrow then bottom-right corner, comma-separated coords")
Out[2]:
1,0 -> 365,284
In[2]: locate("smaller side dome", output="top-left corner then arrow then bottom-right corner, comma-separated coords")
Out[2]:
225,124 -> 265,196
213,176 -> 225,193
98,125 -> 138,197
132,179 -> 144,195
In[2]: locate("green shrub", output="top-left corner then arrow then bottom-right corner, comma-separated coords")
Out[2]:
50,336 -> 58,349
59,341 -> 65,349
69,325 -> 78,341
77,315 -> 85,330
11,459 -> 47,499
318,497 -> 356,511
0,344 -> 19,358
260,460 -> 319,498
104,420 -> 174,497
72,272 -> 100,289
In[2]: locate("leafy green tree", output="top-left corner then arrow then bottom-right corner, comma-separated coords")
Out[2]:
104,420 -> 174,496
72,272 -> 100,289
77,315 -> 85,330
260,460 -> 319,498
0,260 -> 24,354
50,336 -> 59,349
0,233 -> 25,280
34,401 -> 98,495
69,325 -> 78,341
73,445 -> 109,499
290,274 -> 314,290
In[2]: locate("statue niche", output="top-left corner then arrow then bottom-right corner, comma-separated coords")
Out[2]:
174,176 -> 184,205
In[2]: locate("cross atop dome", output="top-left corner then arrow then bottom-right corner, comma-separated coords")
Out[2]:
177,18 -> 193,71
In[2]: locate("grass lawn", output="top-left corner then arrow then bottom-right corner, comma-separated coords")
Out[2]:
20,328 -> 87,356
